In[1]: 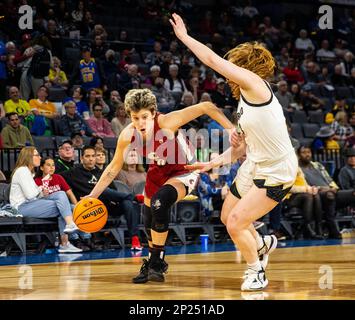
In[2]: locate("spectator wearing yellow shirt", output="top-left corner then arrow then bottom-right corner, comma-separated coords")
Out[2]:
48,57 -> 68,89
29,86 -> 59,119
4,86 -> 31,117
312,126 -> 340,151
284,167 -> 324,239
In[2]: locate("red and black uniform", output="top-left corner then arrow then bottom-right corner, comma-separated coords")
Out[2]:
130,114 -> 193,199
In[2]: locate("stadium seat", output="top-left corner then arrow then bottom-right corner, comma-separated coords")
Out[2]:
298,138 -> 314,147
335,86 -> 352,99
302,123 -> 320,138
48,87 -> 67,102
292,110 -> 308,123
32,136 -> 56,153
103,137 -> 117,149
290,123 -> 303,139
308,110 -> 324,125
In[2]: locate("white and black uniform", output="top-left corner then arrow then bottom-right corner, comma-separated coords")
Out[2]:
230,81 -> 298,202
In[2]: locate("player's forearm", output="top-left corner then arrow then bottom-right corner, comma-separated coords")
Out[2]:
179,34 -> 217,69
210,145 -> 245,168
89,162 -> 121,198
203,102 -> 234,129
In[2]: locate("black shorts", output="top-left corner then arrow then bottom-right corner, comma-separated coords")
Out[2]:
230,179 -> 292,203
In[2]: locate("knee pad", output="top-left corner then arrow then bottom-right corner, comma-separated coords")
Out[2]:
143,205 -> 152,241
150,184 -> 178,233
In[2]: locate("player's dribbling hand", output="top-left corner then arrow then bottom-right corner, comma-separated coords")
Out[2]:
169,13 -> 188,40
230,129 -> 245,148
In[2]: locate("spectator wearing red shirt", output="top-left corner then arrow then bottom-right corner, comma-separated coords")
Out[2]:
283,58 -> 304,85
34,157 -> 77,205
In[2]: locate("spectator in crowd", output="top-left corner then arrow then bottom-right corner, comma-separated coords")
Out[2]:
0,39 -> 8,102
4,86 -> 31,117
25,35 -> 52,100
298,146 -> 343,238
283,58 -> 304,85
63,86 -> 89,119
284,167 -> 324,239
210,78 -> 233,109
60,146 -> 142,250
201,69 -> 217,93
144,41 -> 163,67
197,151 -> 232,217
275,80 -> 293,115
46,20 -> 63,59
102,49 -> 119,93
337,148 -> 355,190
48,56 -> 68,89
105,90 -> 122,121
316,40 -> 336,63
71,132 -> 85,164
144,65 -> 161,88
86,88 -> 109,116
339,51 -> 354,76
59,100 -> 94,137
89,136 -> 104,149
1,112 -> 33,148
34,156 -> 77,205
303,62 -> 320,83
331,111 -> 354,146
54,139 -> 75,174
331,98 -> 351,116
72,0 -> 85,24
119,64 -> 142,96
111,104 -> 131,138
80,11 -> 95,37
313,126 -> 340,151
95,146 -> 108,171
90,24 -> 108,42
300,84 -> 325,112
71,46 -> 107,93
91,35 -> 109,61
87,102 -> 115,137
29,85 -> 58,119
116,149 -> 147,191
176,91 -> 195,111
331,64 -> 351,87
151,77 -> 176,114
164,64 -> 187,97
295,29 -> 315,52
10,147 -> 82,253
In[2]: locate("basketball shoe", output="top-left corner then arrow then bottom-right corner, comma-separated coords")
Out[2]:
132,258 -> 168,284
131,236 -> 143,251
241,268 -> 268,291
148,258 -> 168,282
242,234 -> 277,279
258,234 -> 278,270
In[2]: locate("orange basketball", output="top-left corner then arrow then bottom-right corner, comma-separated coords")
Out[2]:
73,198 -> 108,233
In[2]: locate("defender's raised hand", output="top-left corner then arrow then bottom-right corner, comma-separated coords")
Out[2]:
169,13 -> 188,40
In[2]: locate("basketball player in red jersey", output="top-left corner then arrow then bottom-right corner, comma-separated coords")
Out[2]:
86,88 -> 235,283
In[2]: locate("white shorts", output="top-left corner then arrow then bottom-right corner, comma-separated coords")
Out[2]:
174,171 -> 200,195
231,151 -> 298,202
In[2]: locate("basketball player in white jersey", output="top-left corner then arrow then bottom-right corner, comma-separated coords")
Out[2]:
171,13 -> 298,291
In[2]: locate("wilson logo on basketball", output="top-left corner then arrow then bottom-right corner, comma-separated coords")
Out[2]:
82,207 -> 105,220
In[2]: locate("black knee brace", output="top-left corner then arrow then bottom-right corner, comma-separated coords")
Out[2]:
150,184 -> 178,233
143,205 -> 152,242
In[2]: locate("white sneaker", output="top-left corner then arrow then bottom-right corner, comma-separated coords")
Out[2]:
64,222 -> 80,234
258,234 -> 278,270
241,269 -> 268,291
58,242 -> 83,253
242,235 -> 278,279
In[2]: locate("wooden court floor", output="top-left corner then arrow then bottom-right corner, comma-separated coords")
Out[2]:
0,244 -> 354,300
